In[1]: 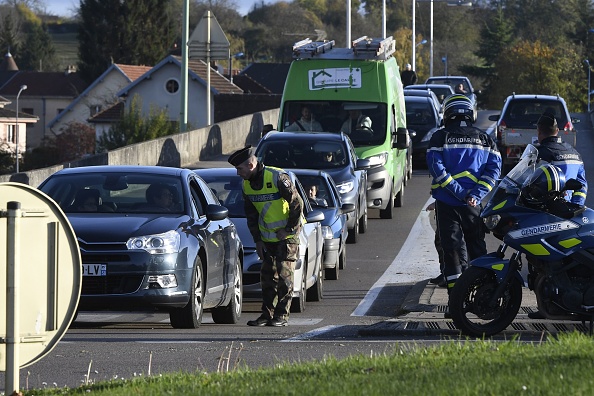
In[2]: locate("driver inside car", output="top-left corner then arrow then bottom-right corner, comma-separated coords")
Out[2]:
341,109 -> 372,135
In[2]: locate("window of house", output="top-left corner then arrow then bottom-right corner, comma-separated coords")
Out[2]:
7,124 -> 15,143
90,104 -> 102,116
165,79 -> 179,94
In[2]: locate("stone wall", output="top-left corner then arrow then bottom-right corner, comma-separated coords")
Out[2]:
1,108 -> 279,187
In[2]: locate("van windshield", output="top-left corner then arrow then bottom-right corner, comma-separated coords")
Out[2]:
280,101 -> 388,147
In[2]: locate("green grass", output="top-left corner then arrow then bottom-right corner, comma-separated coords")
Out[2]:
22,332 -> 594,395
50,31 -> 78,71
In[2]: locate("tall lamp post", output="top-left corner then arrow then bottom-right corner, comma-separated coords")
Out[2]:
15,84 -> 27,174
586,60 -> 591,113
414,1 -> 474,77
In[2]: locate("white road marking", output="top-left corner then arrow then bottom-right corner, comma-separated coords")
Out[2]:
352,197 -> 439,316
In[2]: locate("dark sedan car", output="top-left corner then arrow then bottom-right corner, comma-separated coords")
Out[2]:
255,131 -> 370,244
293,169 -> 355,280
194,168 -> 325,313
38,166 -> 243,329
405,95 -> 442,165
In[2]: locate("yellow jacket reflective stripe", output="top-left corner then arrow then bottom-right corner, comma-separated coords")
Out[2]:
244,167 -> 290,242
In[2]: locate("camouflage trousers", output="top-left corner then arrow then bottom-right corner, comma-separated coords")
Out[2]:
260,240 -> 298,320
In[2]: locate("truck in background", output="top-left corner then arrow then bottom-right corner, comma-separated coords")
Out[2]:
277,36 -> 411,220
488,93 -> 579,173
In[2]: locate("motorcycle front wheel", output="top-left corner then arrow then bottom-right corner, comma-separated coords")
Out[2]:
450,266 -> 522,337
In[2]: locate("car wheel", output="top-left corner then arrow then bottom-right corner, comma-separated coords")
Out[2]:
346,208 -> 359,243
325,252 -> 339,280
211,256 -> 243,324
170,257 -> 204,329
307,256 -> 323,302
359,204 -> 368,234
395,183 -> 404,208
338,243 -> 346,270
291,266 -> 307,313
379,185 -> 394,219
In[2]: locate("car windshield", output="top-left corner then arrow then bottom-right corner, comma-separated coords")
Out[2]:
280,100 -> 388,147
427,78 -> 469,93
198,174 -> 246,218
501,99 -> 568,129
39,173 -> 185,214
406,102 -> 436,127
257,139 -> 347,170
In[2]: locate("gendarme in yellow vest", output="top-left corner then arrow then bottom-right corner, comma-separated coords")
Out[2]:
244,166 -> 302,242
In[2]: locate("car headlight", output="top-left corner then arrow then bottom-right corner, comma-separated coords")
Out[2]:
484,215 -> 501,231
127,230 -> 180,254
336,180 -> 354,194
366,152 -> 388,167
322,225 -> 333,240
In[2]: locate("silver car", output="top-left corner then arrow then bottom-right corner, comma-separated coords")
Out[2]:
194,168 -> 325,312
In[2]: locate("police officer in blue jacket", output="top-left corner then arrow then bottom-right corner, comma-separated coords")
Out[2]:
536,111 -> 587,205
426,95 -> 502,317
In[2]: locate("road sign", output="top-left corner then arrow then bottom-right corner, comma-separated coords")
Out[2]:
188,10 -> 230,60
0,183 -> 81,393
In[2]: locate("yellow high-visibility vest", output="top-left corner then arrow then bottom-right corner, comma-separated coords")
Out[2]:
244,166 -> 291,242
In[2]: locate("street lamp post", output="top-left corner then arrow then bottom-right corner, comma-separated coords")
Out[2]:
15,84 -> 27,174
414,1 -> 474,77
586,60 -> 591,113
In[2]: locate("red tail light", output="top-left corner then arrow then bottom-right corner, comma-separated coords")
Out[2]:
562,121 -> 573,132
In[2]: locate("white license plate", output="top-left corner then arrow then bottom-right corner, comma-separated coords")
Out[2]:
82,264 -> 107,276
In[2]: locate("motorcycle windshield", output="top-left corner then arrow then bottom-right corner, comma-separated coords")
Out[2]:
481,144 -> 540,215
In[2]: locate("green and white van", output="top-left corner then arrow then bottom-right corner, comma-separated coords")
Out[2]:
277,36 -> 410,219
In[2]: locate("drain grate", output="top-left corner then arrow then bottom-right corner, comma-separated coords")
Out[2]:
511,322 -> 527,330
405,321 -> 420,330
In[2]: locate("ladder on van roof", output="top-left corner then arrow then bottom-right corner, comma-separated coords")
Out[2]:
292,36 -> 396,61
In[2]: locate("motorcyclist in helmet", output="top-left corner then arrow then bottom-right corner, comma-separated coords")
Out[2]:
535,111 -> 587,206
526,114 -> 588,321
426,94 -> 502,318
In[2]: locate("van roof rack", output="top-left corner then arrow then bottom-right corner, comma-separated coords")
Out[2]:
351,36 -> 395,60
293,39 -> 336,59
292,36 -> 395,61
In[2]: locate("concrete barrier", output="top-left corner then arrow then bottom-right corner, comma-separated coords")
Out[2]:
0,109 -> 279,187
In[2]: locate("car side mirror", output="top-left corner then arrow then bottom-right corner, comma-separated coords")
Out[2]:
355,158 -> 371,170
488,114 -> 500,122
393,127 -> 409,149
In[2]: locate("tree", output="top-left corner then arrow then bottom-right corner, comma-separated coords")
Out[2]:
77,0 -> 176,84
19,122 -> 96,170
97,95 -> 178,152
19,19 -> 58,70
485,40 -> 584,111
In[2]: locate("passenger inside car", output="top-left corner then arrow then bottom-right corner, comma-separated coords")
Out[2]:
69,188 -> 114,213
145,183 -> 177,211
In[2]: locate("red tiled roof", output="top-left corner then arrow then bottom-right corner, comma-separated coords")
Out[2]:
173,56 -> 243,94
115,64 -> 152,82
88,102 -> 124,123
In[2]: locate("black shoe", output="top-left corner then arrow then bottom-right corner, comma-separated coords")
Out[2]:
429,275 -> 443,285
528,310 -> 546,319
267,317 -> 288,327
438,277 -> 447,288
247,315 -> 270,326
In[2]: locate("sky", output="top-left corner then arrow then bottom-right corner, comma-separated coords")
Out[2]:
43,0 -> 281,17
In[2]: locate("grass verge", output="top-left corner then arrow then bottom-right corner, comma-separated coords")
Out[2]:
22,332 -> 594,395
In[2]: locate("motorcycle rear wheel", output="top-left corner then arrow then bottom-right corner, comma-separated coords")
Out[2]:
450,267 -> 522,337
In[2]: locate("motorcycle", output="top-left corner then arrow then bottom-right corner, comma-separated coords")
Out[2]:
449,144 -> 593,337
